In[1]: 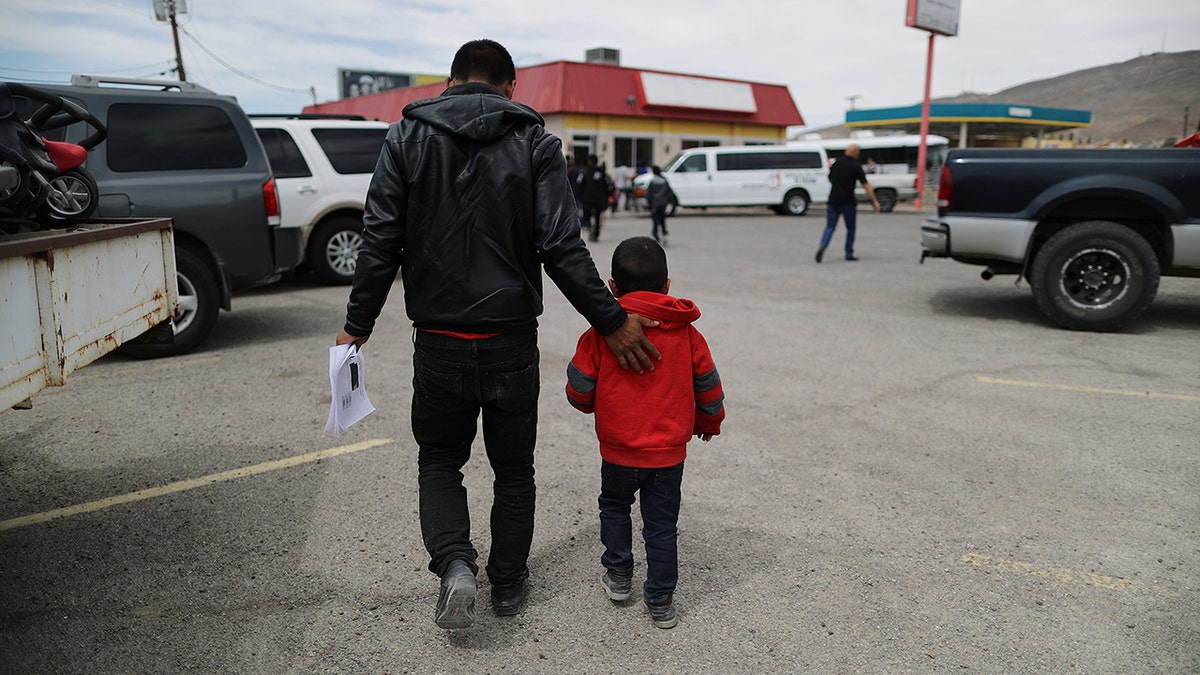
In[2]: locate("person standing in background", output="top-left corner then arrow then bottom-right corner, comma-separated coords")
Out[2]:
815,143 -> 879,263
645,165 -> 676,246
581,154 -> 613,242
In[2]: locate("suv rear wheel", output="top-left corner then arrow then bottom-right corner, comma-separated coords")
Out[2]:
119,247 -> 220,358
309,215 -> 363,285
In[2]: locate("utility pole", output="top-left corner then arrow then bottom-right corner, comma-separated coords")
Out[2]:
153,0 -> 187,81
170,1 -> 186,81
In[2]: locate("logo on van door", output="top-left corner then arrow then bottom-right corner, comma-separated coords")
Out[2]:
765,171 -> 781,191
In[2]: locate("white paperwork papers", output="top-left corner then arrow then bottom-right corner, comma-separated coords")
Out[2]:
325,343 -> 375,434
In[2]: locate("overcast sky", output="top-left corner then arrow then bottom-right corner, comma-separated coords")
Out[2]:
3,0 -> 1198,131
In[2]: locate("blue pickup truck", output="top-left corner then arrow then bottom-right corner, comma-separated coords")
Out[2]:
920,147 -> 1200,331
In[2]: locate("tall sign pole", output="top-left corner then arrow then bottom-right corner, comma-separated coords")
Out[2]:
905,0 -> 961,209
915,33 -> 934,208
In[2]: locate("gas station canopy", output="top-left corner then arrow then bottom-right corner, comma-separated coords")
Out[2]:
846,102 -> 1092,147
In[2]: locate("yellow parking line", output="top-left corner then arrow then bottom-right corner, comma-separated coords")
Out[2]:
71,355 -> 223,381
977,376 -> 1200,402
961,552 -> 1177,597
0,438 -> 394,532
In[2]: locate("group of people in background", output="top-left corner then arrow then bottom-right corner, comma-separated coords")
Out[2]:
569,156 -> 674,245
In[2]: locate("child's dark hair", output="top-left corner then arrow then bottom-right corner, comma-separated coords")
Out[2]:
450,39 -> 517,86
611,237 -> 668,294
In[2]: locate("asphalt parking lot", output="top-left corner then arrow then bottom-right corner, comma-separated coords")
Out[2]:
2,207 -> 1197,673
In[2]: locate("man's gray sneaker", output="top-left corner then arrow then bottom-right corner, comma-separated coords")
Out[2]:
601,568 -> 633,601
434,559 -> 476,629
646,595 -> 677,629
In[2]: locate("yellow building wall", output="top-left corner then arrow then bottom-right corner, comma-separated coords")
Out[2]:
548,114 -> 789,168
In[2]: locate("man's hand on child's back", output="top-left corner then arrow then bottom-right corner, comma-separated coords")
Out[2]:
696,433 -> 714,442
604,314 -> 661,374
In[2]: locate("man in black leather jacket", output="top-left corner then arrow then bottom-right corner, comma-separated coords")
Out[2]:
335,39 -> 659,629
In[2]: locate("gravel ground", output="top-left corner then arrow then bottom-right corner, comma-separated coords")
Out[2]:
2,207 -> 1197,673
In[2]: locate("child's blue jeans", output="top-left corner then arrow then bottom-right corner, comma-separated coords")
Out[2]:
598,460 -> 684,604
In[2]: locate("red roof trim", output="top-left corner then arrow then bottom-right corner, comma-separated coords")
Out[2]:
305,60 -> 803,127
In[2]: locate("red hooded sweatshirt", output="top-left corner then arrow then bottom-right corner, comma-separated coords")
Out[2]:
566,291 -> 725,468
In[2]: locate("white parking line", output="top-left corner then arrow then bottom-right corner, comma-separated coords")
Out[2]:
0,438 -> 394,532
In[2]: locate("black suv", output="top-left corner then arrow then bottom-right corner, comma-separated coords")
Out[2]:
15,75 -> 303,357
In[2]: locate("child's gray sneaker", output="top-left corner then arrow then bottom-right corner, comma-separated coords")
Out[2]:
601,568 -> 633,601
645,595 -> 677,629
434,559 -> 476,629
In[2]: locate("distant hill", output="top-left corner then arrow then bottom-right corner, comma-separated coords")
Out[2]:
803,50 -> 1200,146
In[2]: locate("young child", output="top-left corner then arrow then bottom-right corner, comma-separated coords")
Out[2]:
565,236 -> 725,629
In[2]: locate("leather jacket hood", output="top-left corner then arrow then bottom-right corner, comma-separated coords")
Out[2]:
403,82 -> 543,143
345,82 -> 626,337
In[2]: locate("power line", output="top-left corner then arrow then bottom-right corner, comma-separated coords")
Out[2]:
178,25 -> 312,95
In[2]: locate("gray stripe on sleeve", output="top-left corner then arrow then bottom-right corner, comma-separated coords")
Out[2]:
693,367 -> 721,393
567,362 -> 596,394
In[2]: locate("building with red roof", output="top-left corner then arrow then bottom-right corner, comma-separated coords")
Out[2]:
304,49 -> 803,172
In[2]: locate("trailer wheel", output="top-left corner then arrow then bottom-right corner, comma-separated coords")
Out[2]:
1030,220 -> 1159,331
119,247 -> 220,358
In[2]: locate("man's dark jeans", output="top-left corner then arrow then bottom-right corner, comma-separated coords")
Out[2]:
598,460 -> 684,604
819,202 -> 858,258
411,330 -> 539,588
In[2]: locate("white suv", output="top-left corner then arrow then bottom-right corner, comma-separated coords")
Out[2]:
251,115 -> 389,284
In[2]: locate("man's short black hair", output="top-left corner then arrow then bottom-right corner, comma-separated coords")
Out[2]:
611,237 -> 668,294
450,39 -> 517,86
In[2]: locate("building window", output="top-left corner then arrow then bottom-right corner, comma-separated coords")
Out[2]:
681,139 -> 720,150
615,137 -> 654,170
571,135 -> 595,165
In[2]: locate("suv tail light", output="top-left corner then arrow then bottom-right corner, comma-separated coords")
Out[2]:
935,165 -> 952,210
263,177 -> 281,225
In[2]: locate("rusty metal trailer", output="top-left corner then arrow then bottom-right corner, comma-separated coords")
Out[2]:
1,218 -> 178,410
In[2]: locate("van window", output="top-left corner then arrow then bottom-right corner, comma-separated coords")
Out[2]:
312,128 -> 387,174
676,154 -> 707,173
107,103 -> 246,171
256,128 -> 312,179
716,151 -> 823,171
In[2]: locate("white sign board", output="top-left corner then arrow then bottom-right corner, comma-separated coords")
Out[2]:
905,0 -> 960,37
639,72 -> 757,114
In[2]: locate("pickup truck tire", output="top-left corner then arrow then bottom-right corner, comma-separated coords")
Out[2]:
118,247 -> 220,358
780,190 -> 810,216
1030,220 -> 1160,332
309,216 -> 362,285
875,188 -> 897,213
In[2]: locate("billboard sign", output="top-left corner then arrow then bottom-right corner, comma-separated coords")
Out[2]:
339,70 -> 412,99
905,0 -> 961,37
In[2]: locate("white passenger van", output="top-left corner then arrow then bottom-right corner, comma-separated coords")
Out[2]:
632,145 -> 830,216
787,134 -> 950,211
